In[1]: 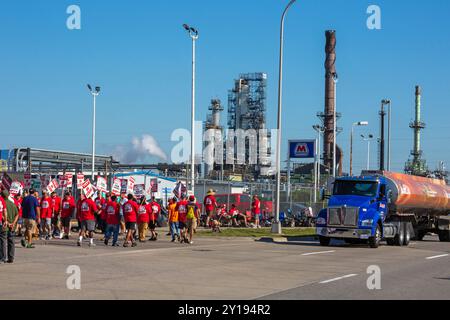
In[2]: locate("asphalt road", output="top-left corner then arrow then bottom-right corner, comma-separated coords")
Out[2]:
0,232 -> 448,300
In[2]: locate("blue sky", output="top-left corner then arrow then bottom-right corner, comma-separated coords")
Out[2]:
0,0 -> 449,174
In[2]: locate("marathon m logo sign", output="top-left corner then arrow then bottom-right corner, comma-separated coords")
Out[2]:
294,143 -> 310,157
289,140 -> 316,159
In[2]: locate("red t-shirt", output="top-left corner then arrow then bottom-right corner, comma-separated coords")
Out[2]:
149,202 -> 160,222
40,197 -> 53,219
252,199 -> 261,214
105,201 -> 120,225
123,200 -> 139,223
176,200 -> 189,223
14,198 -> 23,218
204,195 -> 217,212
229,208 -> 239,217
137,204 -> 150,224
61,197 -> 76,219
0,197 -> 5,223
80,198 -> 97,221
95,197 -> 107,220
51,196 -> 61,215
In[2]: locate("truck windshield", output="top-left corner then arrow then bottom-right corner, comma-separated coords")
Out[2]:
333,181 -> 379,197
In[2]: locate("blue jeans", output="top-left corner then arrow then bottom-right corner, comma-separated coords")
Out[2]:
105,224 -> 119,244
170,222 -> 179,240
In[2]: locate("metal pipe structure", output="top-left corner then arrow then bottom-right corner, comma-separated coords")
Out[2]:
87,84 -> 101,181
386,100 -> 392,171
272,0 -> 297,235
379,101 -> 387,171
183,24 -> 199,195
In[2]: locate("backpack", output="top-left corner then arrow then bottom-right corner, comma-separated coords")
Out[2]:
187,204 -> 196,220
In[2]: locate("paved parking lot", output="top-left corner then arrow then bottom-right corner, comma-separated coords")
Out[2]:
0,232 -> 449,300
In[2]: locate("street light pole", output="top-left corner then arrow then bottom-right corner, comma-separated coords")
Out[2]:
332,74 -> 338,178
313,125 -> 324,202
87,84 -> 100,181
350,121 -> 369,176
183,24 -> 199,196
273,0 -> 297,235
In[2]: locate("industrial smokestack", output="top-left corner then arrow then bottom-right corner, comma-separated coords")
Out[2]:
322,30 -> 343,176
412,86 -> 423,161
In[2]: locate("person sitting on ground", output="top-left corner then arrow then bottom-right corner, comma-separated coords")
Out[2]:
230,204 -> 248,227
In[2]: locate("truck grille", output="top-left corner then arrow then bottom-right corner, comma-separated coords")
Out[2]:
328,207 -> 359,227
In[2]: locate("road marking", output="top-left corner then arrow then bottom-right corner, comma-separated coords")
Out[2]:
302,250 -> 336,256
319,274 -> 358,284
426,254 -> 449,260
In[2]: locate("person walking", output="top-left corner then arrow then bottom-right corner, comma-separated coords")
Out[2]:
50,191 -> 61,238
78,193 -> 99,247
168,198 -> 179,242
149,197 -> 160,241
137,197 -> 149,243
119,192 -> 128,235
13,192 -> 23,237
122,194 -> 138,247
186,196 -> 199,245
176,195 -> 189,243
21,188 -> 40,249
104,195 -> 121,247
40,191 -> 53,240
0,190 -> 18,263
94,192 -> 107,233
60,192 -> 75,239
204,189 -> 218,228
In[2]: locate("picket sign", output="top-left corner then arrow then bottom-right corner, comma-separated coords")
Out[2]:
97,176 -> 107,192
59,175 -> 68,188
24,173 -> 32,189
82,179 -> 95,199
133,184 -> 145,199
46,179 -> 59,194
77,174 -> 84,190
111,178 -> 122,196
127,177 -> 135,194
10,181 -> 23,196
66,173 -> 73,188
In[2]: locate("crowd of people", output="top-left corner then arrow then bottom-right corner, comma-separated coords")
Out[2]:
0,186 -> 264,264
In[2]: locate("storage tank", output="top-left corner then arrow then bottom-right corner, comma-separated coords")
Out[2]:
383,171 -> 450,215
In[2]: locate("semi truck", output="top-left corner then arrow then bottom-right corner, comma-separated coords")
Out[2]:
316,171 -> 450,248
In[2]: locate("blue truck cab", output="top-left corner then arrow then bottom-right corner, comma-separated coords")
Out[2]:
316,175 -> 389,248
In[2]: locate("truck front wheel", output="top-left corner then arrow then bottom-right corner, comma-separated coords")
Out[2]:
319,236 -> 331,246
403,223 -> 411,246
369,225 -> 382,248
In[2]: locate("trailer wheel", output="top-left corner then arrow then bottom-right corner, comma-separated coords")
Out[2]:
403,223 -> 411,246
393,223 -> 405,246
438,230 -> 450,242
369,225 -> 382,248
415,230 -> 426,241
319,236 -> 331,246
